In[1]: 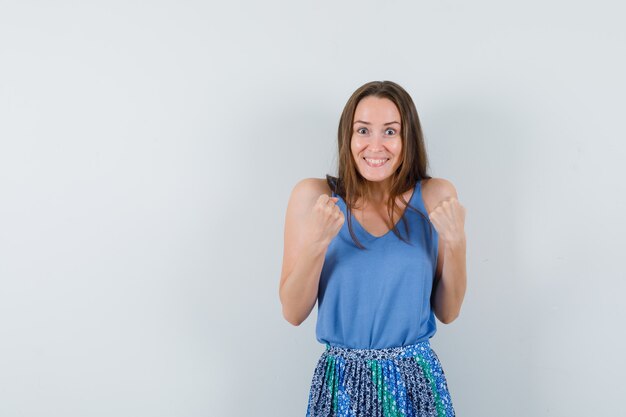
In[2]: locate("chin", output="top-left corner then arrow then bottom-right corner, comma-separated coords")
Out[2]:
359,173 -> 394,182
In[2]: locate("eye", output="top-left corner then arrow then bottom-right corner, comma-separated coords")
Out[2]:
385,128 -> 397,135
356,127 -> 368,134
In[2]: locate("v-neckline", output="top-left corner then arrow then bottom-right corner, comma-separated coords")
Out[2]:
342,181 -> 420,240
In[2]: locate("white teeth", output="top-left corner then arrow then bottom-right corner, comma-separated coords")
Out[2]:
364,158 -> 389,166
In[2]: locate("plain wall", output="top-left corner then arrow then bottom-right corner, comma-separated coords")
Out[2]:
1,1 -> 625,416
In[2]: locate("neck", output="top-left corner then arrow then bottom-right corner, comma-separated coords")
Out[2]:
363,179 -> 393,205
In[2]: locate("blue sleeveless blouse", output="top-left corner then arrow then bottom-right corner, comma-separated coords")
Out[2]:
315,180 -> 439,349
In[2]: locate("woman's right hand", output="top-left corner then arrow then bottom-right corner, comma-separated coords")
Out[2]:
305,194 -> 345,247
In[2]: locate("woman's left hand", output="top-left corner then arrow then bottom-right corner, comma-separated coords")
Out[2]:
428,197 -> 466,245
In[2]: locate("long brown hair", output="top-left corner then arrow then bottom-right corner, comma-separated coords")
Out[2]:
326,80 -> 434,250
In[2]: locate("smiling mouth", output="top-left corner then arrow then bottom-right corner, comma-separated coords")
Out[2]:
363,157 -> 390,167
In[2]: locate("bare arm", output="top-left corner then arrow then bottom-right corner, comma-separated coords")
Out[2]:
278,179 -> 343,326
279,240 -> 329,326
427,178 -> 467,324
432,238 -> 467,324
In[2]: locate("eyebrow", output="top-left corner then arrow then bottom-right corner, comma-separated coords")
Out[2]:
353,120 -> 401,126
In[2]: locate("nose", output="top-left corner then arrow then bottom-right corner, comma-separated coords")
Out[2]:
367,131 -> 386,150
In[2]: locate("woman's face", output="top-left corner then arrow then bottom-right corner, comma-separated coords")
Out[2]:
351,96 -> 403,183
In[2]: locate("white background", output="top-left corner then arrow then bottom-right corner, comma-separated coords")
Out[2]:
1,1 -> 625,416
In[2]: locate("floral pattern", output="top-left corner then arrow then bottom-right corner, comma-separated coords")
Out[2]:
306,340 -> 455,417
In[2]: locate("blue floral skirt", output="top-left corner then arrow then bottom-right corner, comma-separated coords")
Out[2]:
306,340 -> 455,417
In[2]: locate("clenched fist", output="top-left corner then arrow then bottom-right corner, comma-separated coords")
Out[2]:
305,194 -> 345,247
428,197 -> 466,245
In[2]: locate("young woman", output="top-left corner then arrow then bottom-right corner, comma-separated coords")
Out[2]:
279,80 -> 467,416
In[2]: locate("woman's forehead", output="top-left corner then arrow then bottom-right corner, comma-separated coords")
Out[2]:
354,97 -> 401,124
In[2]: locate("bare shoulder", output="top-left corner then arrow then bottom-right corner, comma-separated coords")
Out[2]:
280,178 -> 332,287
287,177 -> 332,208
284,177 -> 333,226
296,177 -> 332,195
421,177 -> 459,214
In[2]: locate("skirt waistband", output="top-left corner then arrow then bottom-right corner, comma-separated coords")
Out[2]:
324,339 -> 432,361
